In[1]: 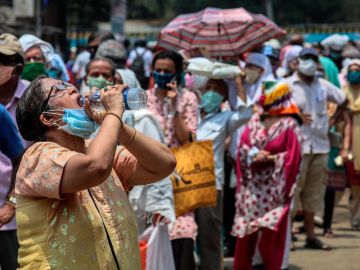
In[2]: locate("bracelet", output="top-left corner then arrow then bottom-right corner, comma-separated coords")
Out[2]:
106,112 -> 123,127
123,128 -> 137,147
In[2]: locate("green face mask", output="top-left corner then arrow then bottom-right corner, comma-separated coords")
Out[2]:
22,62 -> 46,81
87,75 -> 113,89
201,90 -> 224,114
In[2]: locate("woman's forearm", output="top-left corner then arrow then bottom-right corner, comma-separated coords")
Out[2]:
119,124 -> 177,180
61,115 -> 122,193
342,110 -> 352,151
173,114 -> 191,144
88,115 -> 121,166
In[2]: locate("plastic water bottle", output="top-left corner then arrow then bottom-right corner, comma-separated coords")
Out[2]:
79,87 -> 148,111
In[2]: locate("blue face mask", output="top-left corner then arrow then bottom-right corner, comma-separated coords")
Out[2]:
47,68 -> 61,79
48,108 -> 97,139
347,71 -> 360,85
201,90 -> 224,114
153,71 -> 176,89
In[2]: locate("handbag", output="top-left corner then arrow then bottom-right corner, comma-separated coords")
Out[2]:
170,140 -> 217,217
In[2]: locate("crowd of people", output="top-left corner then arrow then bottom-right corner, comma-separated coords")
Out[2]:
0,29 -> 360,270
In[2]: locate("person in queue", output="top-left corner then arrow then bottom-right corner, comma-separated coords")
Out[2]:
118,69 -> 176,234
195,75 -> 253,270
281,45 -> 303,78
0,104 -> 24,270
95,39 -> 127,70
82,57 -> 115,94
241,52 -> 275,102
19,34 -> 69,82
285,48 -> 346,250
232,81 -> 303,270
224,52 -> 274,257
72,32 -> 115,87
343,59 -> 360,230
0,33 -> 30,270
147,50 -> 199,270
14,76 -> 177,269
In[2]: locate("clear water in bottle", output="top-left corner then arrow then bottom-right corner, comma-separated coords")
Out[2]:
123,87 -> 148,110
79,87 -> 148,111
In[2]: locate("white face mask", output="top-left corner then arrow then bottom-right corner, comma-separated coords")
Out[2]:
298,59 -> 317,76
245,68 -> 261,84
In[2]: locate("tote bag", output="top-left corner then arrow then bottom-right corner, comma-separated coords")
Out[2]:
170,140 -> 217,217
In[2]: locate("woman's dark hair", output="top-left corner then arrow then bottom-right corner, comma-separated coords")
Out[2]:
16,75 -> 48,141
152,50 -> 184,85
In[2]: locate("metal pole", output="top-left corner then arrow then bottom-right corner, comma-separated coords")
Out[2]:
265,0 -> 274,21
111,0 -> 127,41
35,0 -> 42,36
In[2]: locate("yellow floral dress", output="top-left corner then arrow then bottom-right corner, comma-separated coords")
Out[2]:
15,141 -> 141,270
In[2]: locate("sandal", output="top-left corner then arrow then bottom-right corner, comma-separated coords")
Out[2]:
323,229 -> 334,238
304,237 -> 331,250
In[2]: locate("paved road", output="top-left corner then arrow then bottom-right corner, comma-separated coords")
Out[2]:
223,190 -> 360,270
289,191 -> 360,270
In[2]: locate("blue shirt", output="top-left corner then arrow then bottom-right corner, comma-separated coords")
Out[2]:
196,97 -> 253,190
0,104 -> 24,160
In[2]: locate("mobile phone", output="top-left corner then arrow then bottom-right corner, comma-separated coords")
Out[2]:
166,75 -> 177,90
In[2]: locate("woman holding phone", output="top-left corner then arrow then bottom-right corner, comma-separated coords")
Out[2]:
147,50 -> 199,270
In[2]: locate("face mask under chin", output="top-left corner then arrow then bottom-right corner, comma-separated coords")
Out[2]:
46,108 -> 97,139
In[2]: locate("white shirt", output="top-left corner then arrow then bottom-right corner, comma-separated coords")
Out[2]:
72,50 -> 90,79
127,47 -> 153,77
285,73 -> 346,154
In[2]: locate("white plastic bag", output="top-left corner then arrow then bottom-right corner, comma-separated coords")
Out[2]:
139,225 -> 175,270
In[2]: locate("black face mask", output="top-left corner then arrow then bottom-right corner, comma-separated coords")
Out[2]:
330,50 -> 342,60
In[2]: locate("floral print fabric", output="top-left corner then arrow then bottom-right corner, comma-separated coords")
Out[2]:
147,88 -> 199,240
232,114 -> 302,238
15,141 -> 141,270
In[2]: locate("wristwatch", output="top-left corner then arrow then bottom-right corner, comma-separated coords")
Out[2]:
7,195 -> 16,205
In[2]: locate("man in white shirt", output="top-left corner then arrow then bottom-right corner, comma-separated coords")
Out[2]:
285,48 -> 346,250
127,40 -> 153,89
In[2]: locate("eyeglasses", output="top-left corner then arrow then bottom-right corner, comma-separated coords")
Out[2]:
42,81 -> 76,112
25,56 -> 45,63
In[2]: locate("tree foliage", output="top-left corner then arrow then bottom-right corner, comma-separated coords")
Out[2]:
127,0 -> 358,24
